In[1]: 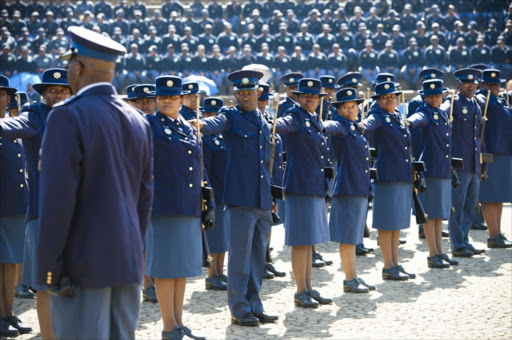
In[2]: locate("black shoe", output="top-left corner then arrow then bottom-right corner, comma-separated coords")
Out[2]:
382,267 -> 409,281
266,263 -> 286,277
308,289 -> 332,304
263,267 -> 275,280
231,313 -> 260,326
162,327 -> 184,340
396,265 -> 416,279
294,290 -> 319,308
399,239 -> 406,245
205,276 -> 228,290
220,274 -> 228,283
143,286 -> 158,303
0,318 -> 19,337
356,247 -> 369,256
439,253 -> 459,265
253,312 -> 278,323
442,231 -> 449,238
180,326 -> 205,340
357,277 -> 376,291
453,247 -> 474,257
364,224 -> 370,238
467,245 -> 486,255
487,235 -> 512,248
312,256 -> 326,268
343,278 -> 369,293
427,255 -> 450,269
14,284 -> 35,299
365,246 -> 374,253
313,252 -> 333,266
7,316 -> 31,335
471,222 -> 488,230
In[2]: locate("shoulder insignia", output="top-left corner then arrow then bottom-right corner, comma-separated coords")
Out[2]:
52,95 -> 79,108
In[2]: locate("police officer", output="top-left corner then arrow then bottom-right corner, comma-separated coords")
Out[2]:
407,79 -> 457,268
36,26 -> 153,339
0,77 -> 32,337
476,69 -> 512,249
0,68 -> 71,340
132,84 -> 156,114
202,97 -> 229,291
193,70 -> 278,327
274,78 -> 332,308
179,82 -> 200,120
6,92 -> 29,117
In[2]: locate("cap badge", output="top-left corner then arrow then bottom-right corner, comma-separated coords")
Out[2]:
164,128 -> 172,135
468,74 -> 473,80
166,80 -> 174,87
242,78 -> 249,85
347,90 -> 352,96
350,124 -> 356,131
386,77 -> 391,81
214,139 -> 220,145
132,87 -> 135,91
143,87 -> 149,93
307,81 -> 314,87
491,72 -> 496,78
430,84 -> 436,89
386,116 -> 391,123
431,73 -> 436,78
53,72 -> 61,79
188,84 -> 194,89
259,87 -> 263,92
384,84 -> 390,90
434,114 -> 439,120
328,78 -> 333,83
289,78 -> 294,83
211,100 -> 216,105
352,78 -> 357,83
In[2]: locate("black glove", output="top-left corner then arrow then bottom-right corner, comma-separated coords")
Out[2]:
368,191 -> 375,203
451,168 -> 460,188
405,120 -> 413,129
202,208 -> 215,230
325,194 -> 332,205
415,177 -> 427,193
47,276 -> 76,297
271,211 -> 281,224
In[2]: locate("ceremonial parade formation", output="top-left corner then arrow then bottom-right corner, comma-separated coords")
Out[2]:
0,1 -> 511,340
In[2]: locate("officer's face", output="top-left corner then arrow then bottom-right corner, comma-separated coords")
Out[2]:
458,83 -> 477,99
0,90 -> 10,113
234,89 -> 259,111
42,85 -> 71,108
156,95 -> 182,117
376,94 -> 398,113
136,98 -> 156,115
9,108 -> 19,117
285,85 -> 298,100
298,93 -> 321,113
424,94 -> 443,108
257,99 -> 268,113
182,94 -> 198,110
483,83 -> 501,97
337,100 -> 359,121
324,87 -> 335,100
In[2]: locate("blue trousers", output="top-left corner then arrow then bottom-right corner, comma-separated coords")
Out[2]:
227,207 -> 272,318
50,285 -> 140,340
448,171 -> 480,251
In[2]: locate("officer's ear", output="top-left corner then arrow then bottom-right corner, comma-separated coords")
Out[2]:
257,88 -> 262,97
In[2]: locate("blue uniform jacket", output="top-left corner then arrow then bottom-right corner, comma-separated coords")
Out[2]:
275,106 -> 329,197
179,105 -> 197,120
203,133 -> 228,203
408,94 -> 426,160
323,117 -> 371,197
476,90 -> 512,156
36,84 -> 154,288
147,111 -> 207,217
409,105 -> 452,179
0,136 -> 28,216
200,106 -> 273,210
363,108 -> 413,183
0,102 -> 50,222
277,96 -> 297,151
441,94 -> 483,174
263,113 -> 285,187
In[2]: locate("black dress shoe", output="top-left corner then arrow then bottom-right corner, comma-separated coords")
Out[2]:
467,245 -> 486,255
343,278 -> 369,293
396,265 -> 416,279
313,252 -> 333,265
427,255 -> 450,269
308,289 -> 332,304
357,277 -> 376,291
294,290 -> 319,308
220,274 -> 228,283
488,235 -> 512,248
180,326 -> 205,340
0,317 -> 19,337
253,312 -> 278,323
143,286 -> 158,303
263,267 -> 275,279
453,247 -> 474,257
439,253 -> 459,265
162,327 -> 184,340
266,263 -> 286,277
205,276 -> 228,290
231,313 -> 260,326
442,231 -> 449,238
356,247 -> 369,256
399,239 -> 406,245
312,256 -> 326,268
471,222 -> 488,230
15,284 -> 35,299
382,267 -> 409,281
7,316 -> 31,335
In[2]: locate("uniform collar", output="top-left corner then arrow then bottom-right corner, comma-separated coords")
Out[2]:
76,82 -> 113,96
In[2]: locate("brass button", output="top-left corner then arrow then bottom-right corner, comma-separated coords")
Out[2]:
406,159 -> 409,162
189,183 -> 193,188
189,167 -> 193,171
446,155 -> 449,158
260,146 -> 263,149
20,184 -> 24,188
405,146 -> 408,150
188,150 -> 192,154
321,169 -> 324,172
13,140 -> 17,143
365,170 -> 368,173
18,153 -> 21,157
260,175 -> 263,178
19,169 -> 23,173
403,134 -> 407,137
446,144 -> 449,147
260,160 -> 263,164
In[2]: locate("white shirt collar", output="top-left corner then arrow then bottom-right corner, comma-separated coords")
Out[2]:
76,82 -> 113,96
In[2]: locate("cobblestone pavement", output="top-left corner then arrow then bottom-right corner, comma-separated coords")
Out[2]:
11,204 -> 512,339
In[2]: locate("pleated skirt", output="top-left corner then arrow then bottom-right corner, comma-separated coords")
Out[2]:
419,178 -> 452,219
206,207 -> 229,253
0,216 -> 26,263
146,216 -> 202,279
284,193 -> 329,246
329,195 -> 368,245
22,219 -> 46,291
372,182 -> 412,230
480,154 -> 512,203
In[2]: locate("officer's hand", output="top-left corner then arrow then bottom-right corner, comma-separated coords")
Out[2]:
415,178 -> 427,193
202,208 -> 215,230
47,276 -> 76,297
480,169 -> 488,182
272,203 -> 278,214
188,120 -> 202,129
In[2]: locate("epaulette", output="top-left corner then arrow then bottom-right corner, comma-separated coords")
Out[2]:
52,95 -> 80,108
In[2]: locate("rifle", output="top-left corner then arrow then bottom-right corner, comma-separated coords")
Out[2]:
269,93 -> 285,224
15,93 -> 21,112
320,95 -> 335,179
479,90 -> 494,169
196,94 -> 214,268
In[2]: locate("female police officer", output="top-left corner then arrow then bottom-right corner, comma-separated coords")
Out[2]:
145,76 -> 207,340
274,78 -> 332,307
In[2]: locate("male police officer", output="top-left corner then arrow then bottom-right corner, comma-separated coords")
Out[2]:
193,70 -> 278,327
35,26 -> 154,339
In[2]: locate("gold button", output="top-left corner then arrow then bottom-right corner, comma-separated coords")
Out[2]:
261,160 -> 263,164
365,145 -> 368,148
185,137 -> 188,140
405,146 -> 408,150
19,169 -> 23,173
321,156 -> 324,159
365,170 -> 368,173
260,146 -> 263,149
20,184 -> 24,188
327,148 -> 330,150
321,142 -> 325,145
189,183 -> 193,188
403,134 -> 407,137
259,131 -> 262,134
189,167 -> 193,171
366,157 -> 369,161
260,175 -> 263,178
406,159 -> 409,162
244,135 -> 248,138
14,140 -> 17,143
474,137 -> 476,140
279,153 -> 282,156
446,144 -> 449,147
18,153 -> 21,157
321,169 -> 324,172
475,148 -> 477,151
446,155 -> 449,158
446,133 -> 449,136
188,150 -> 192,154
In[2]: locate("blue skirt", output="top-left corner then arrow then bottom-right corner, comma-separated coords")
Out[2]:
372,182 -> 412,230
146,216 -> 202,279
480,154 -> 512,203
285,193 -> 329,246
206,207 -> 229,253
329,195 -> 368,245
276,199 -> 286,225
22,219 -> 46,291
0,216 -> 26,263
419,178 -> 451,219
